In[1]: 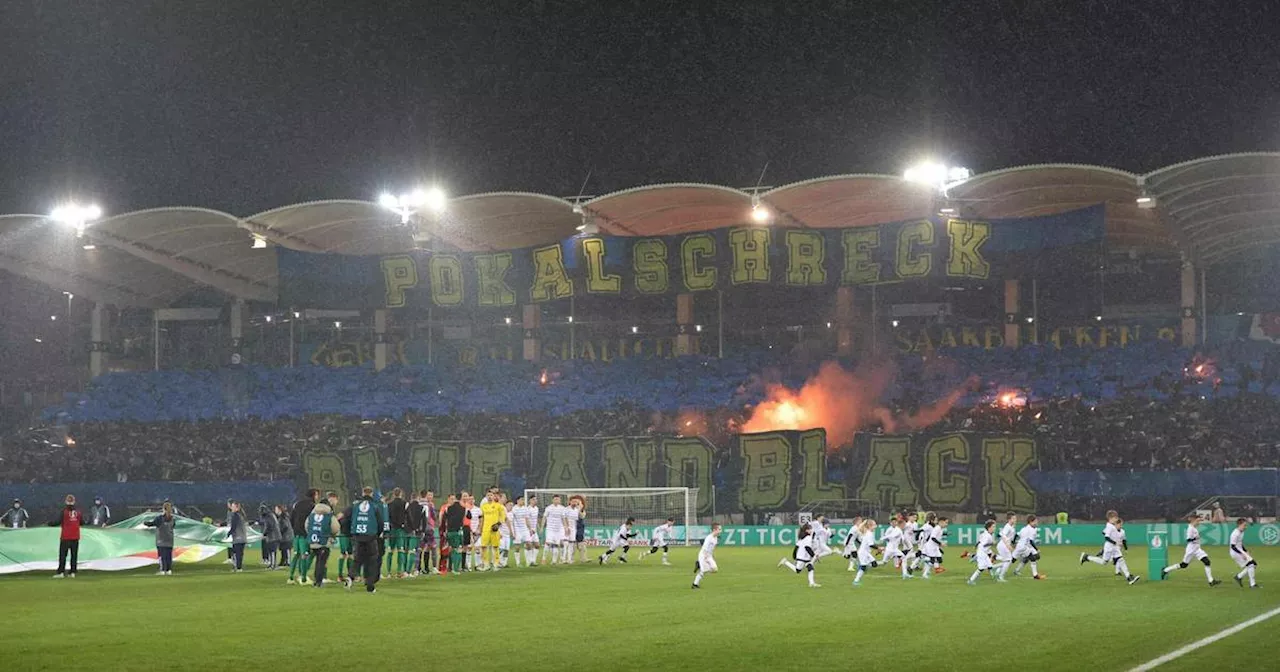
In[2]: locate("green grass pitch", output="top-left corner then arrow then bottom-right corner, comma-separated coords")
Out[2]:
1,547 -> 1276,671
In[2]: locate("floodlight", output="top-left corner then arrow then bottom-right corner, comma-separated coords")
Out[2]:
904,162 -> 970,191
251,235 -> 268,249
750,204 -> 772,223
423,187 -> 447,213
49,202 -> 103,237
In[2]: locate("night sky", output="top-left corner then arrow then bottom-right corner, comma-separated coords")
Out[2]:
1,0 -> 1278,375
1,0 -> 1276,215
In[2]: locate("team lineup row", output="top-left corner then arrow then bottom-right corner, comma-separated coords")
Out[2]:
770,510 -> 1263,590
227,493 -> 1268,594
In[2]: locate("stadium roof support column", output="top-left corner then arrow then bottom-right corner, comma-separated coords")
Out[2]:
522,304 -> 541,362
374,309 -> 390,371
1180,260 -> 1198,347
675,294 -> 695,355
835,287 -> 856,357
89,303 -> 108,378
1004,280 -> 1021,348
230,300 -> 245,365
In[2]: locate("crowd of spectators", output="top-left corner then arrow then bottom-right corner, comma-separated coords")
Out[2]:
1,344 -> 1275,513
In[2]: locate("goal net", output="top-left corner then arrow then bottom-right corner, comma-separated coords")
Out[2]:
523,487 -> 699,546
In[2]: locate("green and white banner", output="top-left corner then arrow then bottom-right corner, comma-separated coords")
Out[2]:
0,513 -> 262,574
585,523 -> 1280,548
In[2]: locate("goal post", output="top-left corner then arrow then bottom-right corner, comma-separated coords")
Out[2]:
523,487 -> 699,546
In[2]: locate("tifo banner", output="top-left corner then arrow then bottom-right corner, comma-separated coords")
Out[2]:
892,320 -> 1179,354
583,523 -> 1280,548
300,430 -> 1041,515
297,318 -> 1181,368
277,206 -> 1104,310
0,513 -> 261,574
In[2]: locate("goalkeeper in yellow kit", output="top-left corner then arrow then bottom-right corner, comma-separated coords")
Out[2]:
479,488 -> 506,571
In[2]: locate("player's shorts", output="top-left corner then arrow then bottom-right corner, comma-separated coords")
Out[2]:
996,544 -> 1014,562
388,529 -> 408,551
1230,550 -> 1254,567
696,555 -> 718,573
976,552 -> 993,570
815,542 -> 834,557
499,536 -> 511,552
446,530 -> 463,550
480,530 -> 501,547
1181,547 -> 1209,564
338,536 -> 352,554
857,549 -> 877,566
407,533 -> 420,551
546,531 -> 564,545
883,548 -> 904,562
422,527 -> 437,548
461,528 -> 472,546
293,536 -> 309,556
514,528 -> 530,544
575,528 -> 585,543
1102,544 -> 1124,562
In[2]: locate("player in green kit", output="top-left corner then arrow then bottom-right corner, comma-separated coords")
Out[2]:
306,498 -> 340,587
327,492 -> 353,582
288,489 -> 319,585
345,486 -> 386,593
385,488 -> 409,578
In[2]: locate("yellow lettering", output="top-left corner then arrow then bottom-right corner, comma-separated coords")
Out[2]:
895,220 -> 934,278
856,436 -> 918,508
380,255 -> 418,308
581,238 -> 621,294
738,432 -> 792,509
428,255 -> 464,307
984,326 -> 1004,349
842,228 -> 881,285
981,437 -> 1037,511
924,435 -> 970,507
729,228 -> 771,285
939,328 -> 958,348
680,235 -> 718,291
474,253 -> 517,307
946,220 -> 991,278
632,239 -> 669,294
529,245 -> 575,302
785,230 -> 827,286
1074,326 -> 1095,348
1098,325 -> 1115,348
961,327 -> 980,347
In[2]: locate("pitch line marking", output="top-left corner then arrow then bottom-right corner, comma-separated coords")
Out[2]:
1127,604 -> 1280,671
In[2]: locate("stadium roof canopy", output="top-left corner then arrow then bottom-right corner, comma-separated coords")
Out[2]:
2,152 -> 1276,308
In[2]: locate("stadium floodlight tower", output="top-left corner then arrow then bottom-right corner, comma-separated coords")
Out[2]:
50,202 -> 103,238
379,186 -> 447,246
903,161 -> 971,192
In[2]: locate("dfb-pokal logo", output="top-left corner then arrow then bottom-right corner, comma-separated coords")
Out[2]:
1260,524 -> 1280,546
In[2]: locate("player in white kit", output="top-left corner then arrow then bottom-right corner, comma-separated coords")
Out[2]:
913,513 -> 937,573
852,519 -> 881,585
995,512 -> 1017,581
842,516 -> 863,571
497,499 -> 514,568
1012,515 -> 1048,580
778,522 -> 820,587
919,515 -> 948,579
563,499 -> 582,564
967,520 -> 997,585
523,496 -> 541,566
1229,518 -> 1260,588
599,517 -> 637,564
639,517 -> 676,565
510,496 -> 530,567
811,516 -> 834,559
691,523 -> 722,589
880,518 -> 910,579
1080,511 -> 1125,577
541,495 -> 566,565
1161,514 -> 1220,586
